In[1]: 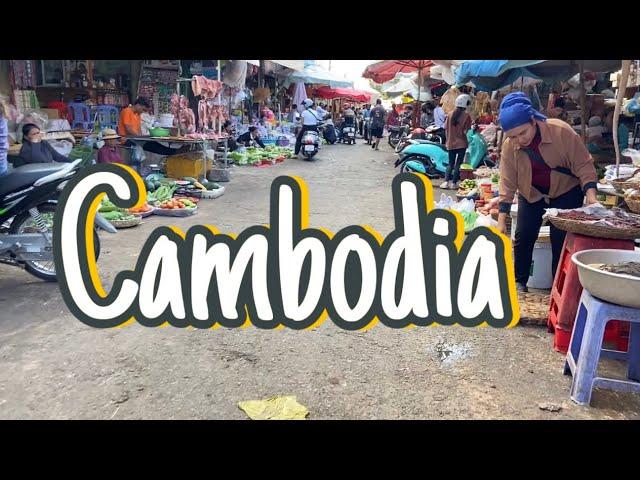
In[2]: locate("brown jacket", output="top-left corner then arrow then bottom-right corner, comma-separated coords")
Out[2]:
445,110 -> 472,150
498,119 -> 597,213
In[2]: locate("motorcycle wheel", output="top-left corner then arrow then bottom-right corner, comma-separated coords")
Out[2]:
401,155 -> 439,178
9,203 -> 100,282
395,139 -> 407,154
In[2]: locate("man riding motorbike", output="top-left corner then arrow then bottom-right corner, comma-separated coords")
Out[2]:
339,104 -> 356,142
294,99 -> 321,157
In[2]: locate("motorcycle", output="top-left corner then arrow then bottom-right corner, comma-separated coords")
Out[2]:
301,124 -> 323,160
321,118 -> 337,145
388,123 -> 411,148
394,126 -> 495,177
341,124 -> 357,145
364,117 -> 372,145
0,159 -> 116,281
394,127 -> 427,154
425,124 -> 445,144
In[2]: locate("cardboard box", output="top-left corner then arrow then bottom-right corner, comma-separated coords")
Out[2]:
40,108 -> 60,119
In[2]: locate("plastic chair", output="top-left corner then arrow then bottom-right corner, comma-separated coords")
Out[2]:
95,105 -> 119,130
67,102 -> 92,130
564,290 -> 640,406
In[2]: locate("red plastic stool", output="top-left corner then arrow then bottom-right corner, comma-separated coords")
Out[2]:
547,233 -> 634,354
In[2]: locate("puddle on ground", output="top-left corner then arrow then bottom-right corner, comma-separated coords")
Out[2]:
434,340 -> 471,366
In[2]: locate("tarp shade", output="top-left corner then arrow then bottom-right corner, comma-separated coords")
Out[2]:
313,86 -> 371,102
455,60 -> 545,87
284,64 -> 353,88
362,60 -> 434,84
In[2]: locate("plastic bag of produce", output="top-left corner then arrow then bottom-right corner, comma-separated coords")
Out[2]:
460,211 -> 479,233
435,193 -> 455,210
474,213 -> 498,229
451,198 -> 475,213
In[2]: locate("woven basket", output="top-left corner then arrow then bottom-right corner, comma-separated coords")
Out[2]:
129,207 -> 155,218
626,197 -> 640,214
611,177 -> 640,193
547,216 -> 640,240
109,217 -> 142,229
154,206 -> 198,217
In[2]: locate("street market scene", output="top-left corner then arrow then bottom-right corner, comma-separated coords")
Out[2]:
1,59 -> 640,419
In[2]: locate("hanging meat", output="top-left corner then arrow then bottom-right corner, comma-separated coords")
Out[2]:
191,76 -> 223,99
170,93 -> 196,133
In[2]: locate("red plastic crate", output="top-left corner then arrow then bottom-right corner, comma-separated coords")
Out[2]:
547,233 -> 634,354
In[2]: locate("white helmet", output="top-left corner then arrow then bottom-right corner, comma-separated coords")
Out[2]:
455,94 -> 472,109
302,99 -> 313,108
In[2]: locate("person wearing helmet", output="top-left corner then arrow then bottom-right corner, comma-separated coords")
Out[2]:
339,103 -> 356,142
440,94 -> 472,190
294,99 -> 321,156
497,92 -> 598,293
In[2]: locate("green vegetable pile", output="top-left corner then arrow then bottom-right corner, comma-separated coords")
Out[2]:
460,211 -> 479,233
100,210 -> 137,222
232,146 -> 294,166
491,173 -> 500,184
69,145 -> 95,168
98,196 -> 137,222
147,183 -> 177,203
459,179 -> 477,190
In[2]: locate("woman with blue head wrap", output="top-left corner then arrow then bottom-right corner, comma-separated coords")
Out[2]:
496,92 -> 598,293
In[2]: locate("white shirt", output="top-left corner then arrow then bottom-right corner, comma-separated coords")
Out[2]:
301,109 -> 320,126
315,106 -> 327,119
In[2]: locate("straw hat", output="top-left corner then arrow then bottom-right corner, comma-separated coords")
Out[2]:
101,128 -> 121,140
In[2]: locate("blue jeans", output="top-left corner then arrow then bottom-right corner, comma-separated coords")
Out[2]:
445,148 -> 466,183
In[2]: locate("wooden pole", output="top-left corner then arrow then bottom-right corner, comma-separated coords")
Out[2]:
580,60 -> 587,142
613,60 -> 631,178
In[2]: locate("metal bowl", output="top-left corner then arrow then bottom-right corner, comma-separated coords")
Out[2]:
571,249 -> 640,308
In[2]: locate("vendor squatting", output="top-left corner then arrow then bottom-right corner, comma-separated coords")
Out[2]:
53,164 -> 519,330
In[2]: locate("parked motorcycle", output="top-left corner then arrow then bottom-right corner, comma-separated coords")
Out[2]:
388,123 -> 411,148
321,119 -> 337,145
425,124 -> 445,144
394,127 -> 427,154
394,127 -> 495,177
0,159 -> 115,281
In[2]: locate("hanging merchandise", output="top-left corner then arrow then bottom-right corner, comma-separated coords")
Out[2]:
191,75 -> 223,98
253,87 -> 271,103
292,82 -> 308,112
10,61 -> 35,89
222,60 -> 248,90
441,86 -> 460,115
137,65 -> 179,115
170,94 -> 196,133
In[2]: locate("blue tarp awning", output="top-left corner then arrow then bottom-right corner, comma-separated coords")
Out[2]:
284,64 -> 353,89
455,60 -> 545,90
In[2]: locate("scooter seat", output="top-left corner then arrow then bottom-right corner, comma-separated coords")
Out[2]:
410,139 -> 448,150
0,162 -> 68,197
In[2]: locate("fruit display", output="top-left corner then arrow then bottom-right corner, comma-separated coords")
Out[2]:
127,203 -> 155,217
157,198 -> 197,210
457,179 -> 478,198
